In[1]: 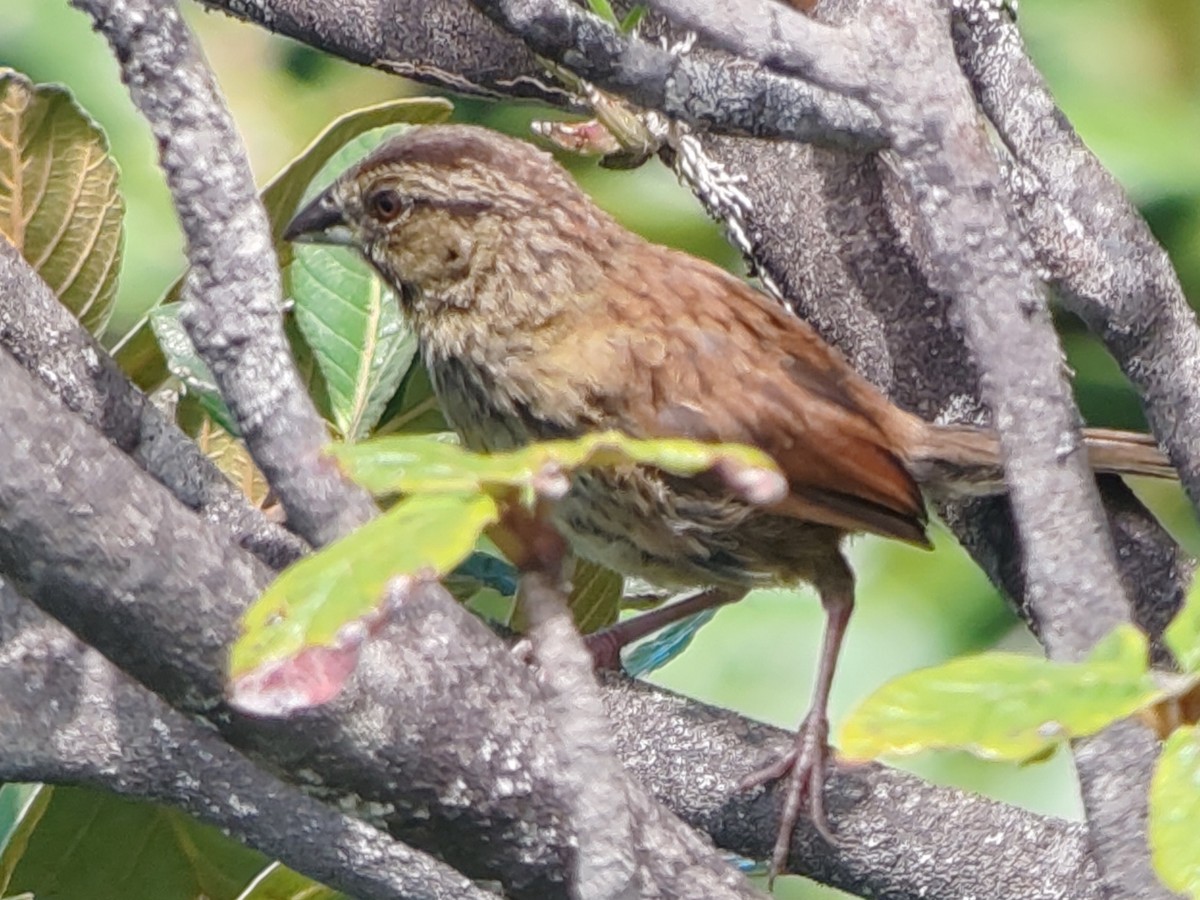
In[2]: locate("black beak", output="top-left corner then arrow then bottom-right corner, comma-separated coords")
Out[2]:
283,188 -> 352,245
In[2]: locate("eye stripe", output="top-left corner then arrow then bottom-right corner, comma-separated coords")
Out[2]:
410,197 -> 493,216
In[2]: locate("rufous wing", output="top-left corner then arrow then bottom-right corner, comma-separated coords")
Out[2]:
563,245 -> 930,547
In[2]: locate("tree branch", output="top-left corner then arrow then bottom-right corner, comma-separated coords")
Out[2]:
605,673 -> 1103,899
469,0 -> 885,149
0,237 -> 305,570
951,1 -> 1200,518
0,578 -> 493,900
518,530 -> 639,898
71,0 -> 378,548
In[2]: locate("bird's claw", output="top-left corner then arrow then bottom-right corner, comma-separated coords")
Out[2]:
738,713 -> 835,885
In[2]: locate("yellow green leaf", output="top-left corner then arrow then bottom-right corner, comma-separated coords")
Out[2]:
839,624 -> 1162,762
331,431 -> 784,502
1149,724 -> 1200,898
235,862 -> 347,900
229,492 -> 497,692
567,558 -> 623,634
148,302 -> 238,435
0,69 -> 123,337
1166,577 -> 1200,673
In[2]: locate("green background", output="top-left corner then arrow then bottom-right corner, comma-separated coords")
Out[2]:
2,1 -> 1199,897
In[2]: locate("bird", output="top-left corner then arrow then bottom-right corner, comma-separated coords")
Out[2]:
284,123 -> 1175,877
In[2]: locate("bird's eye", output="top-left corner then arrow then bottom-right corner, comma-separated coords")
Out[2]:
367,187 -> 406,222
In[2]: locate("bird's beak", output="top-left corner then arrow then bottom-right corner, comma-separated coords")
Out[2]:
283,188 -> 355,246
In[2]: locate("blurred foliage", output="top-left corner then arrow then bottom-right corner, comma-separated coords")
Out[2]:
1,1 -> 1198,898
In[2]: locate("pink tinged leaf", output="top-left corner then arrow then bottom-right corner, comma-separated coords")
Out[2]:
228,642 -> 365,717
709,458 -> 789,505
228,574 -> 424,716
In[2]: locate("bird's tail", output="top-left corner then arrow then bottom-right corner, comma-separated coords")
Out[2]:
904,423 -> 1175,497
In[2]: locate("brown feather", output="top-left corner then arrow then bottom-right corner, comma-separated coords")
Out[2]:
537,241 -> 931,547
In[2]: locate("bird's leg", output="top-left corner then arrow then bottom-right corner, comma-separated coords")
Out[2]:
585,586 -> 747,670
738,566 -> 854,883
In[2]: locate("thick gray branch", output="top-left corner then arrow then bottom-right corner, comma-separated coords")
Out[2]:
605,674 -> 1102,900
71,0 -> 378,548
0,237 -> 304,570
469,0 -> 884,149
867,0 -> 1132,655
646,0 -> 868,94
0,579 -> 493,900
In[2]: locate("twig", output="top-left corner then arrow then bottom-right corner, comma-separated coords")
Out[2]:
71,0 -> 377,548
515,516 -> 640,899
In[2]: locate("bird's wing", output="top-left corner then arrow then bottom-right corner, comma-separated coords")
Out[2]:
545,246 -> 929,547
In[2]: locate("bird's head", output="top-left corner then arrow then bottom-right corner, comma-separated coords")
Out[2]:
284,124 -> 612,310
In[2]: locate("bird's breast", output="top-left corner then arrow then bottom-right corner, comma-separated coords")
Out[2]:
424,348 -> 575,452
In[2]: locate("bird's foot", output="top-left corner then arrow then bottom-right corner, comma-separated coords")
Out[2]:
737,712 -> 834,884
583,628 -> 626,671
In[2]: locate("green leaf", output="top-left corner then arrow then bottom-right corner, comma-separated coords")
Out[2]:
288,126 -> 421,441
148,303 -> 239,435
375,361 -> 447,436
586,0 -> 619,25
0,785 -> 50,897
229,431 -> 780,714
109,319 -> 169,390
0,68 -> 124,337
332,431 -> 783,501
839,624 -> 1163,763
1166,577 -> 1200,673
3,787 -> 265,900
290,243 -> 414,440
445,551 -> 518,600
568,558 -> 623,634
229,492 -> 498,688
111,97 -> 451,393
1149,724 -> 1200,898
235,862 -> 347,900
619,4 -> 648,33
624,608 -> 719,677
